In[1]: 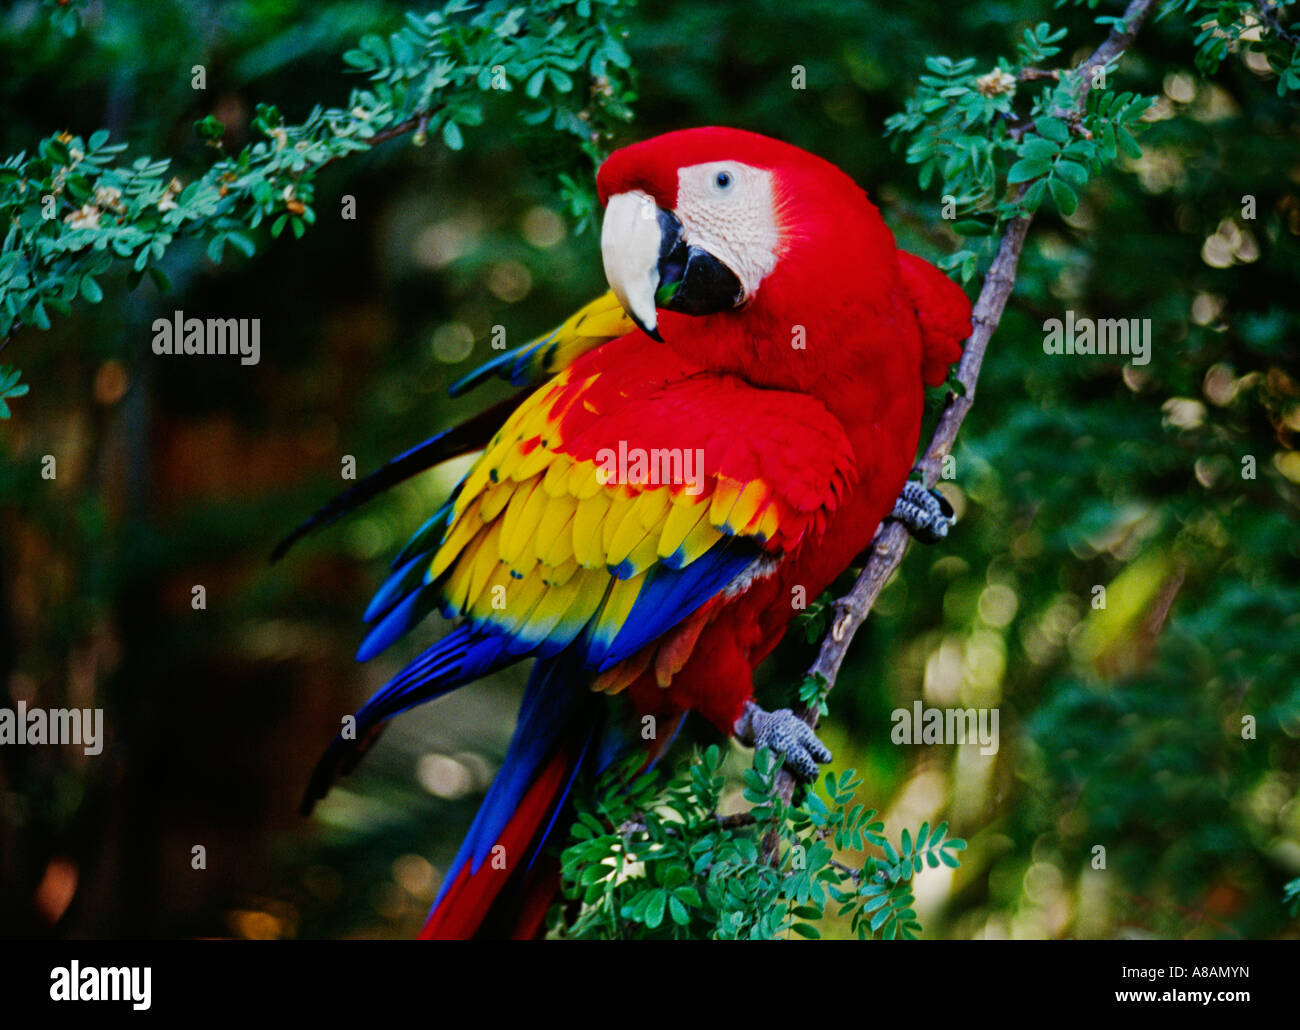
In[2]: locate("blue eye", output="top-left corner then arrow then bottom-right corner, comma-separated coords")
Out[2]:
714,170 -> 733,191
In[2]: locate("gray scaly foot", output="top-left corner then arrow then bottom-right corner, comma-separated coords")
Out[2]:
890,480 -> 955,544
733,701 -> 832,781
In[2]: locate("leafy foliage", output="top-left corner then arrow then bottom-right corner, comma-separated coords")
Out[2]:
0,0 -> 637,414
41,0 -> 89,38
1167,0 -> 1300,90
883,29 -> 1157,283
0,364 -> 28,418
793,589 -> 836,644
885,3 -> 1298,283
554,745 -> 966,939
796,671 -> 831,719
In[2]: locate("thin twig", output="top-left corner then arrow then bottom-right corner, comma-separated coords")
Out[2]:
1259,1 -> 1300,49
356,110 -> 441,150
616,810 -> 758,839
761,0 -> 1160,863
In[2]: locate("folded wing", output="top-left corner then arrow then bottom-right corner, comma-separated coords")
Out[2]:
363,336 -> 858,677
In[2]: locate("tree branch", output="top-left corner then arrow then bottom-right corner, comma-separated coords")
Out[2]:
761,0 -> 1160,862
1260,1 -> 1300,50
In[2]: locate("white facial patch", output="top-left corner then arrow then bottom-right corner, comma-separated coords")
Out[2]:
674,161 -> 781,302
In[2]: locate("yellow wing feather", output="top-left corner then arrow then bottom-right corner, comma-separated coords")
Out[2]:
415,343 -> 848,686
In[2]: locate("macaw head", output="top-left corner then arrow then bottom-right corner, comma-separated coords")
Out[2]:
596,126 -> 885,341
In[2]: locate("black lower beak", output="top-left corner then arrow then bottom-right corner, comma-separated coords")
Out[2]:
652,210 -> 744,328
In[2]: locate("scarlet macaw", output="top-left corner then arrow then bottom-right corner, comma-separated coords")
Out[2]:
279,127 -> 972,938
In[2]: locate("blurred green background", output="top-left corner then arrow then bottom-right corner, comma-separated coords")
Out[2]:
1,0 -> 1297,939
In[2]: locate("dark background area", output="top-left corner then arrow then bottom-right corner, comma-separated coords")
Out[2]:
1,0 -> 1297,938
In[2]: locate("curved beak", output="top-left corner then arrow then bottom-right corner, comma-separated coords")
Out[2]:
600,190 -> 744,341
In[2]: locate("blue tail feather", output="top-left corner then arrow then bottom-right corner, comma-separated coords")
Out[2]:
447,335 -> 553,397
300,626 -> 511,815
355,584 -> 441,662
362,551 -> 434,623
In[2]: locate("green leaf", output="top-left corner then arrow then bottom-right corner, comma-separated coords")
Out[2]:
1055,160 -> 1089,188
1019,137 -> 1060,161
1036,117 -> 1069,143
644,889 -> 667,930
342,48 -> 376,70
194,115 -> 226,143
1024,178 -> 1049,210
1116,126 -> 1143,158
674,886 -> 702,907
1048,177 -> 1078,215
146,267 -> 172,293
525,69 -> 548,98
226,230 -> 256,259
1007,157 -> 1051,183
79,275 -> 102,304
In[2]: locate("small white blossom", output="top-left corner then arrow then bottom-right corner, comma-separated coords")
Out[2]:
976,68 -> 1017,98
65,204 -> 101,230
93,185 -> 123,210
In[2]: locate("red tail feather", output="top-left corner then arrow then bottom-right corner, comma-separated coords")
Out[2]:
419,749 -> 571,940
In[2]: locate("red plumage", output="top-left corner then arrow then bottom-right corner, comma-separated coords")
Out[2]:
594,128 -> 972,731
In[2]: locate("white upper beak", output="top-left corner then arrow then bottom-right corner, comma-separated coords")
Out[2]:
600,190 -> 663,338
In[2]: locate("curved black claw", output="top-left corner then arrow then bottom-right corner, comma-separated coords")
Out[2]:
890,480 -> 955,544
733,702 -> 832,781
